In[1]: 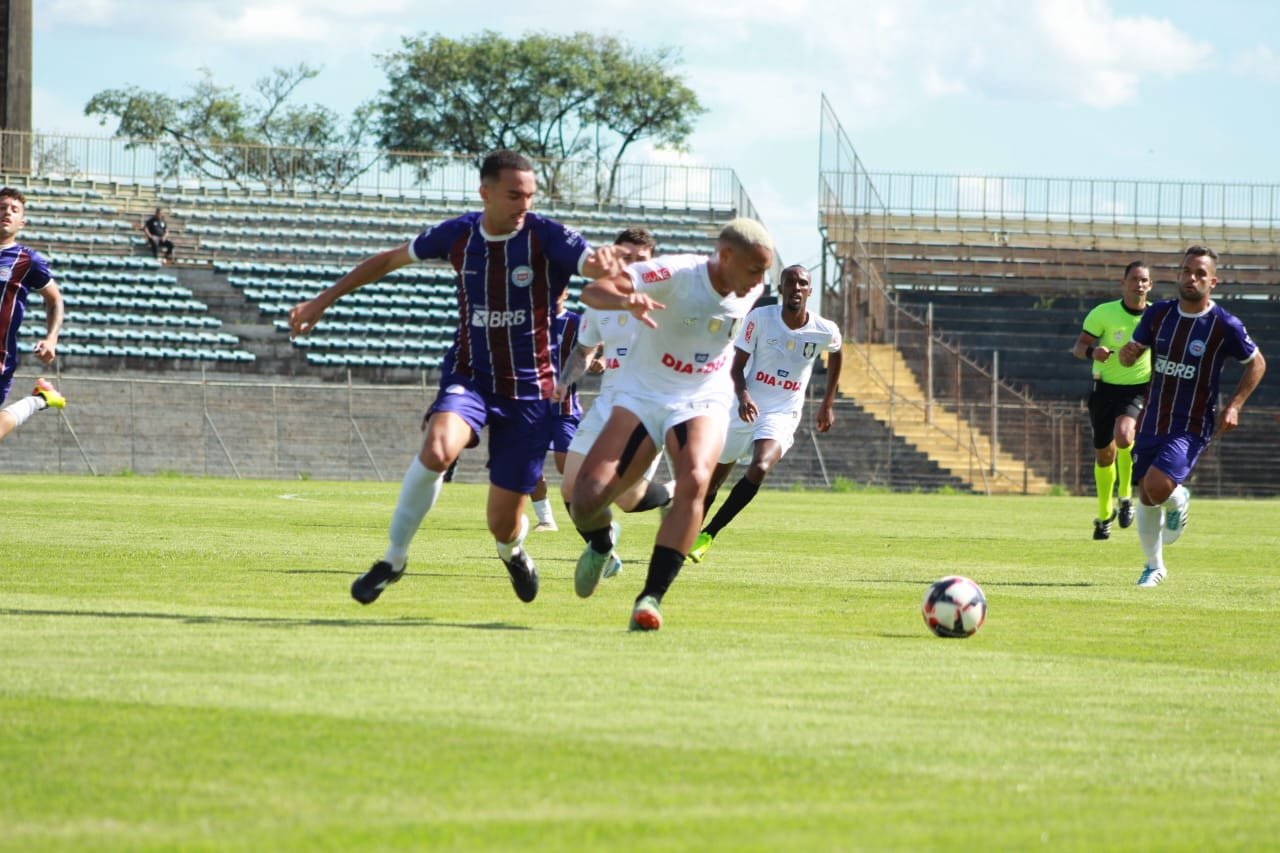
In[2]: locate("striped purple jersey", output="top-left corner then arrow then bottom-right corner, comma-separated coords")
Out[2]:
1132,298 -> 1258,440
0,243 -> 52,375
410,211 -> 589,401
553,309 -> 583,419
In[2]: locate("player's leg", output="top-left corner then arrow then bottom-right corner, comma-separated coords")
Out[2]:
351,390 -> 479,605
687,461 -> 734,562
703,438 -> 784,541
531,475 -> 557,532
1114,412 -> 1138,528
1132,433 -> 1195,588
486,398 -> 559,603
0,377 -> 65,441
1088,387 -> 1118,539
630,409 -> 727,631
570,405 -> 656,597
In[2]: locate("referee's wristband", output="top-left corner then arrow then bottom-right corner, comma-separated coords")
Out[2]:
1085,344 -> 1096,359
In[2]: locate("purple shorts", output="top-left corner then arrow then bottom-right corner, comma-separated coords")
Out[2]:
428,375 -> 554,494
0,367 -> 14,406
1131,430 -> 1207,486
550,414 -> 579,454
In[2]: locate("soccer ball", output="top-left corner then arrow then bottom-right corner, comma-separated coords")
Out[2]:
921,575 -> 987,638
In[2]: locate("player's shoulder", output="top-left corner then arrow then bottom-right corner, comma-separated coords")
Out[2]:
2,242 -> 49,266
631,253 -> 706,285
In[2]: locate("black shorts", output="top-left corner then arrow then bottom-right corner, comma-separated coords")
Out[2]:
1087,380 -> 1147,449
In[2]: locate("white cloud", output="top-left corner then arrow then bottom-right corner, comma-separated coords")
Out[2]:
1231,45 -> 1280,84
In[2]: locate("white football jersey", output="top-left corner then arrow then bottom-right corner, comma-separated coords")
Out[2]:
613,254 -> 764,402
576,306 -> 639,394
736,304 -> 842,415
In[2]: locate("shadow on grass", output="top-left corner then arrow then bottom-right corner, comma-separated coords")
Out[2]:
0,608 -> 529,631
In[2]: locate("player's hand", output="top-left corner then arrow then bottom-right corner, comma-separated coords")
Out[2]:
551,381 -> 570,403
1118,341 -> 1144,367
737,394 -> 759,423
1092,346 -> 1111,362
816,402 -> 835,433
627,292 -> 665,329
288,300 -> 324,337
586,358 -> 605,374
1216,405 -> 1241,434
585,245 -> 626,278
33,339 -> 56,364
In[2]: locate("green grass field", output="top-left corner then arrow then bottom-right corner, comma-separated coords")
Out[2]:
2,475 -> 1277,850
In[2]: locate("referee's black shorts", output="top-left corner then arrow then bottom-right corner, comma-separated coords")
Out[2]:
1087,380 -> 1148,449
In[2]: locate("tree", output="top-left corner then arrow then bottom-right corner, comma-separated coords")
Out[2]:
375,31 -> 705,201
84,65 -> 376,191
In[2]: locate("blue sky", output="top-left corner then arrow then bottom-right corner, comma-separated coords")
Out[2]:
31,0 -> 1280,269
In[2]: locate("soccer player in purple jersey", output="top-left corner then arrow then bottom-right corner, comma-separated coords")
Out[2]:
0,187 -> 66,435
528,291 -> 583,532
1119,246 -> 1266,588
288,150 -> 623,606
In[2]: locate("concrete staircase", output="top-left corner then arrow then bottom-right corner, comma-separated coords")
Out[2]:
837,343 -> 1054,495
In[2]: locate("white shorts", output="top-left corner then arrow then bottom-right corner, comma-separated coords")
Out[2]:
612,387 -> 731,455
568,387 -> 664,481
719,409 -> 800,465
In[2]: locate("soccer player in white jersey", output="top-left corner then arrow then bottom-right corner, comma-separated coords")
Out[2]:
688,264 -> 842,563
555,228 -> 675,552
568,218 -> 774,631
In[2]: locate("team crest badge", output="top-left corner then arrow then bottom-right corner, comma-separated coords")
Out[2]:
708,318 -> 724,334
510,265 -> 534,287
786,340 -> 796,351
0,267 -> 10,283
1188,339 -> 1206,357
618,315 -> 628,326
803,342 -> 817,358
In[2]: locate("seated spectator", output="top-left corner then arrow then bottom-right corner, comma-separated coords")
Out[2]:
143,207 -> 175,263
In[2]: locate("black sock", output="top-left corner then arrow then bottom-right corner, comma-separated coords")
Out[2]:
627,480 -> 672,513
582,525 -> 614,554
705,477 -> 760,538
639,545 -> 686,602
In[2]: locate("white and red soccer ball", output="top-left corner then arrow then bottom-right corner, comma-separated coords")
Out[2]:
921,575 -> 987,638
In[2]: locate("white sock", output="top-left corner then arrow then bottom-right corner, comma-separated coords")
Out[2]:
661,480 -> 676,502
532,498 -> 555,525
2,395 -> 44,428
383,457 -> 443,570
496,515 -> 529,561
1135,501 -> 1164,570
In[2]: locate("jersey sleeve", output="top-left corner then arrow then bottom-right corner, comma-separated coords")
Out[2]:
540,220 -> 592,276
1131,304 -> 1158,347
626,255 -> 698,301
1225,314 -> 1259,362
1081,303 -> 1106,338
736,306 -> 765,355
824,318 -> 843,352
409,216 -> 467,262
22,249 -> 52,291
577,309 -> 604,349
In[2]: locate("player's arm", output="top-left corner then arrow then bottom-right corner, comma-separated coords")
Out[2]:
729,347 -> 758,423
1217,350 -> 1267,434
33,280 -> 63,364
288,244 -> 415,336
816,348 -> 842,433
1072,330 -> 1109,363
580,272 -> 665,329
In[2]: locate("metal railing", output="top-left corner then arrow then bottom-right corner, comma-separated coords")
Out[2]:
866,172 -> 1280,240
0,130 -> 762,221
